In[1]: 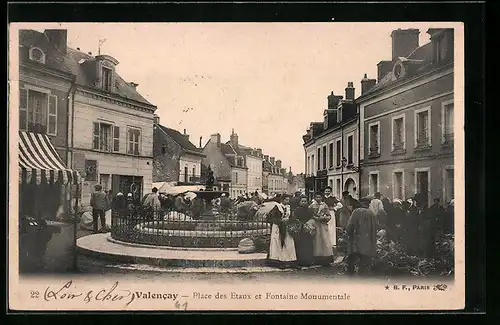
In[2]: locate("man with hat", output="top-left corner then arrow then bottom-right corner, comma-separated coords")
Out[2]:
90,184 -> 108,233
345,197 -> 378,275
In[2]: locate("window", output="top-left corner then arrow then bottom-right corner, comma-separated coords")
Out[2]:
192,167 -> 196,177
161,145 -> 166,154
235,172 -> 239,184
369,171 -> 379,195
392,170 -> 404,200
307,156 -> 310,175
322,146 -> 327,170
311,155 -> 315,175
100,174 -> 110,191
415,107 -> 431,148
336,139 -> 341,166
443,167 -> 454,203
347,135 -> 353,164
368,122 -> 380,155
127,127 -> 141,155
184,166 -> 189,182
29,47 -> 46,64
93,122 -> 113,152
391,114 -> 406,151
329,179 -> 333,189
415,168 -> 431,206
329,143 -> 334,168
442,100 -> 454,144
19,88 -> 58,135
113,126 -> 120,151
336,178 -> 341,198
102,67 -> 113,92
317,148 -> 321,170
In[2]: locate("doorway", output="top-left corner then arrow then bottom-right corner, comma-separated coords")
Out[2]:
415,168 -> 430,206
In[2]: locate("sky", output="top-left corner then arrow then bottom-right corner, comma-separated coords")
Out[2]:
22,22 -> 441,173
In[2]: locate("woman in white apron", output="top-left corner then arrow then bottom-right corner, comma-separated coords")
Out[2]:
267,196 -> 297,269
322,187 -> 338,249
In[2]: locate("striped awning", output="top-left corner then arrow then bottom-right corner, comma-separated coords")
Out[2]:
18,131 -> 81,185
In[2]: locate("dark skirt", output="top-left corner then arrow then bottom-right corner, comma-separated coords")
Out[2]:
294,231 -> 314,267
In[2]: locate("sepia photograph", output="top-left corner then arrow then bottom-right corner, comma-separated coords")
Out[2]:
8,21 -> 465,311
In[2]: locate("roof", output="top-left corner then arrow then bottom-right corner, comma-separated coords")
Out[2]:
156,124 -> 205,156
19,29 -> 155,107
357,41 -> 448,100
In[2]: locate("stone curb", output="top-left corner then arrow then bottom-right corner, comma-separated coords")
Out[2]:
77,234 -> 268,268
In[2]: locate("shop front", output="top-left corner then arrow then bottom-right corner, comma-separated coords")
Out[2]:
18,131 -> 82,273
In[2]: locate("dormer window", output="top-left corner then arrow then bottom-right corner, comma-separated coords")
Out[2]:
102,66 -> 113,92
29,47 -> 46,64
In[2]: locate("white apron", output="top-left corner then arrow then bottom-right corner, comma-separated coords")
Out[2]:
268,204 -> 297,263
327,210 -> 337,247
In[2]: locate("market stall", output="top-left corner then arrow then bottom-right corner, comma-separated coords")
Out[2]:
18,131 -> 82,272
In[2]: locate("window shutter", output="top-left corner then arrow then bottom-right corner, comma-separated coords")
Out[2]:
93,122 -> 100,150
113,126 -> 120,151
19,89 -> 28,131
48,95 -> 57,135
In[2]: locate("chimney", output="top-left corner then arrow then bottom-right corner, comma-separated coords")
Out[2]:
345,82 -> 355,101
129,82 -> 139,89
88,52 -> 92,55
199,136 -> 203,148
257,148 -> 263,157
377,60 -> 393,82
210,133 -> 221,147
327,91 -> 343,110
276,160 -> 282,168
44,29 -> 67,54
183,129 -> 189,141
270,157 -> 275,165
76,47 -> 80,51
361,73 -> 377,95
391,28 -> 420,60
153,114 -> 160,125
264,155 -> 269,162
230,128 -> 239,148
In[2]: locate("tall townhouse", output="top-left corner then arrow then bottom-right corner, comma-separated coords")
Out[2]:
303,83 -> 361,200
18,29 -> 77,218
67,45 -> 157,203
226,129 -> 263,194
358,28 -> 455,206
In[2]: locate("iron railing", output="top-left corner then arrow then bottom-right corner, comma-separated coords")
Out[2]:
110,204 -> 272,248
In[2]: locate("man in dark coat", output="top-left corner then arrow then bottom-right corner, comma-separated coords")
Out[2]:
345,197 -> 378,275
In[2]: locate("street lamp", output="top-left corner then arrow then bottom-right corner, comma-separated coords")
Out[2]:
341,157 -> 347,194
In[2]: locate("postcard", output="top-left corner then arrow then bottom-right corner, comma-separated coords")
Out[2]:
8,21 -> 464,311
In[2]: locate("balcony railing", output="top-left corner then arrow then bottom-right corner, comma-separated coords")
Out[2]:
368,145 -> 380,158
416,135 -> 430,149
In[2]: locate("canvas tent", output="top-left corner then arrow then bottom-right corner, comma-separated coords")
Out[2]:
152,181 -> 204,195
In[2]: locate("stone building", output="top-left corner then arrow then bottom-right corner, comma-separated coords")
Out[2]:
64,37 -> 157,203
202,133 -> 247,197
18,29 -> 78,218
262,155 -> 287,196
153,115 -> 205,185
358,28 -> 455,206
226,129 -> 263,194
303,83 -> 361,200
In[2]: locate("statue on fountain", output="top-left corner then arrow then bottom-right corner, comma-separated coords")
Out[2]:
205,167 -> 215,191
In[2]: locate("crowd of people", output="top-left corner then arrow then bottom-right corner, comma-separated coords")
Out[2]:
262,187 -> 455,274
89,184 -> 454,275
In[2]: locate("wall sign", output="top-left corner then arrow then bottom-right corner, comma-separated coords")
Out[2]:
85,160 -> 98,181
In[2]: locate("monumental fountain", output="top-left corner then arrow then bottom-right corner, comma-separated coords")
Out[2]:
113,167 -> 271,248
76,167 -> 271,269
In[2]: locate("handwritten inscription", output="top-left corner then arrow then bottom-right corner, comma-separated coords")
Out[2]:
37,281 -> 183,308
